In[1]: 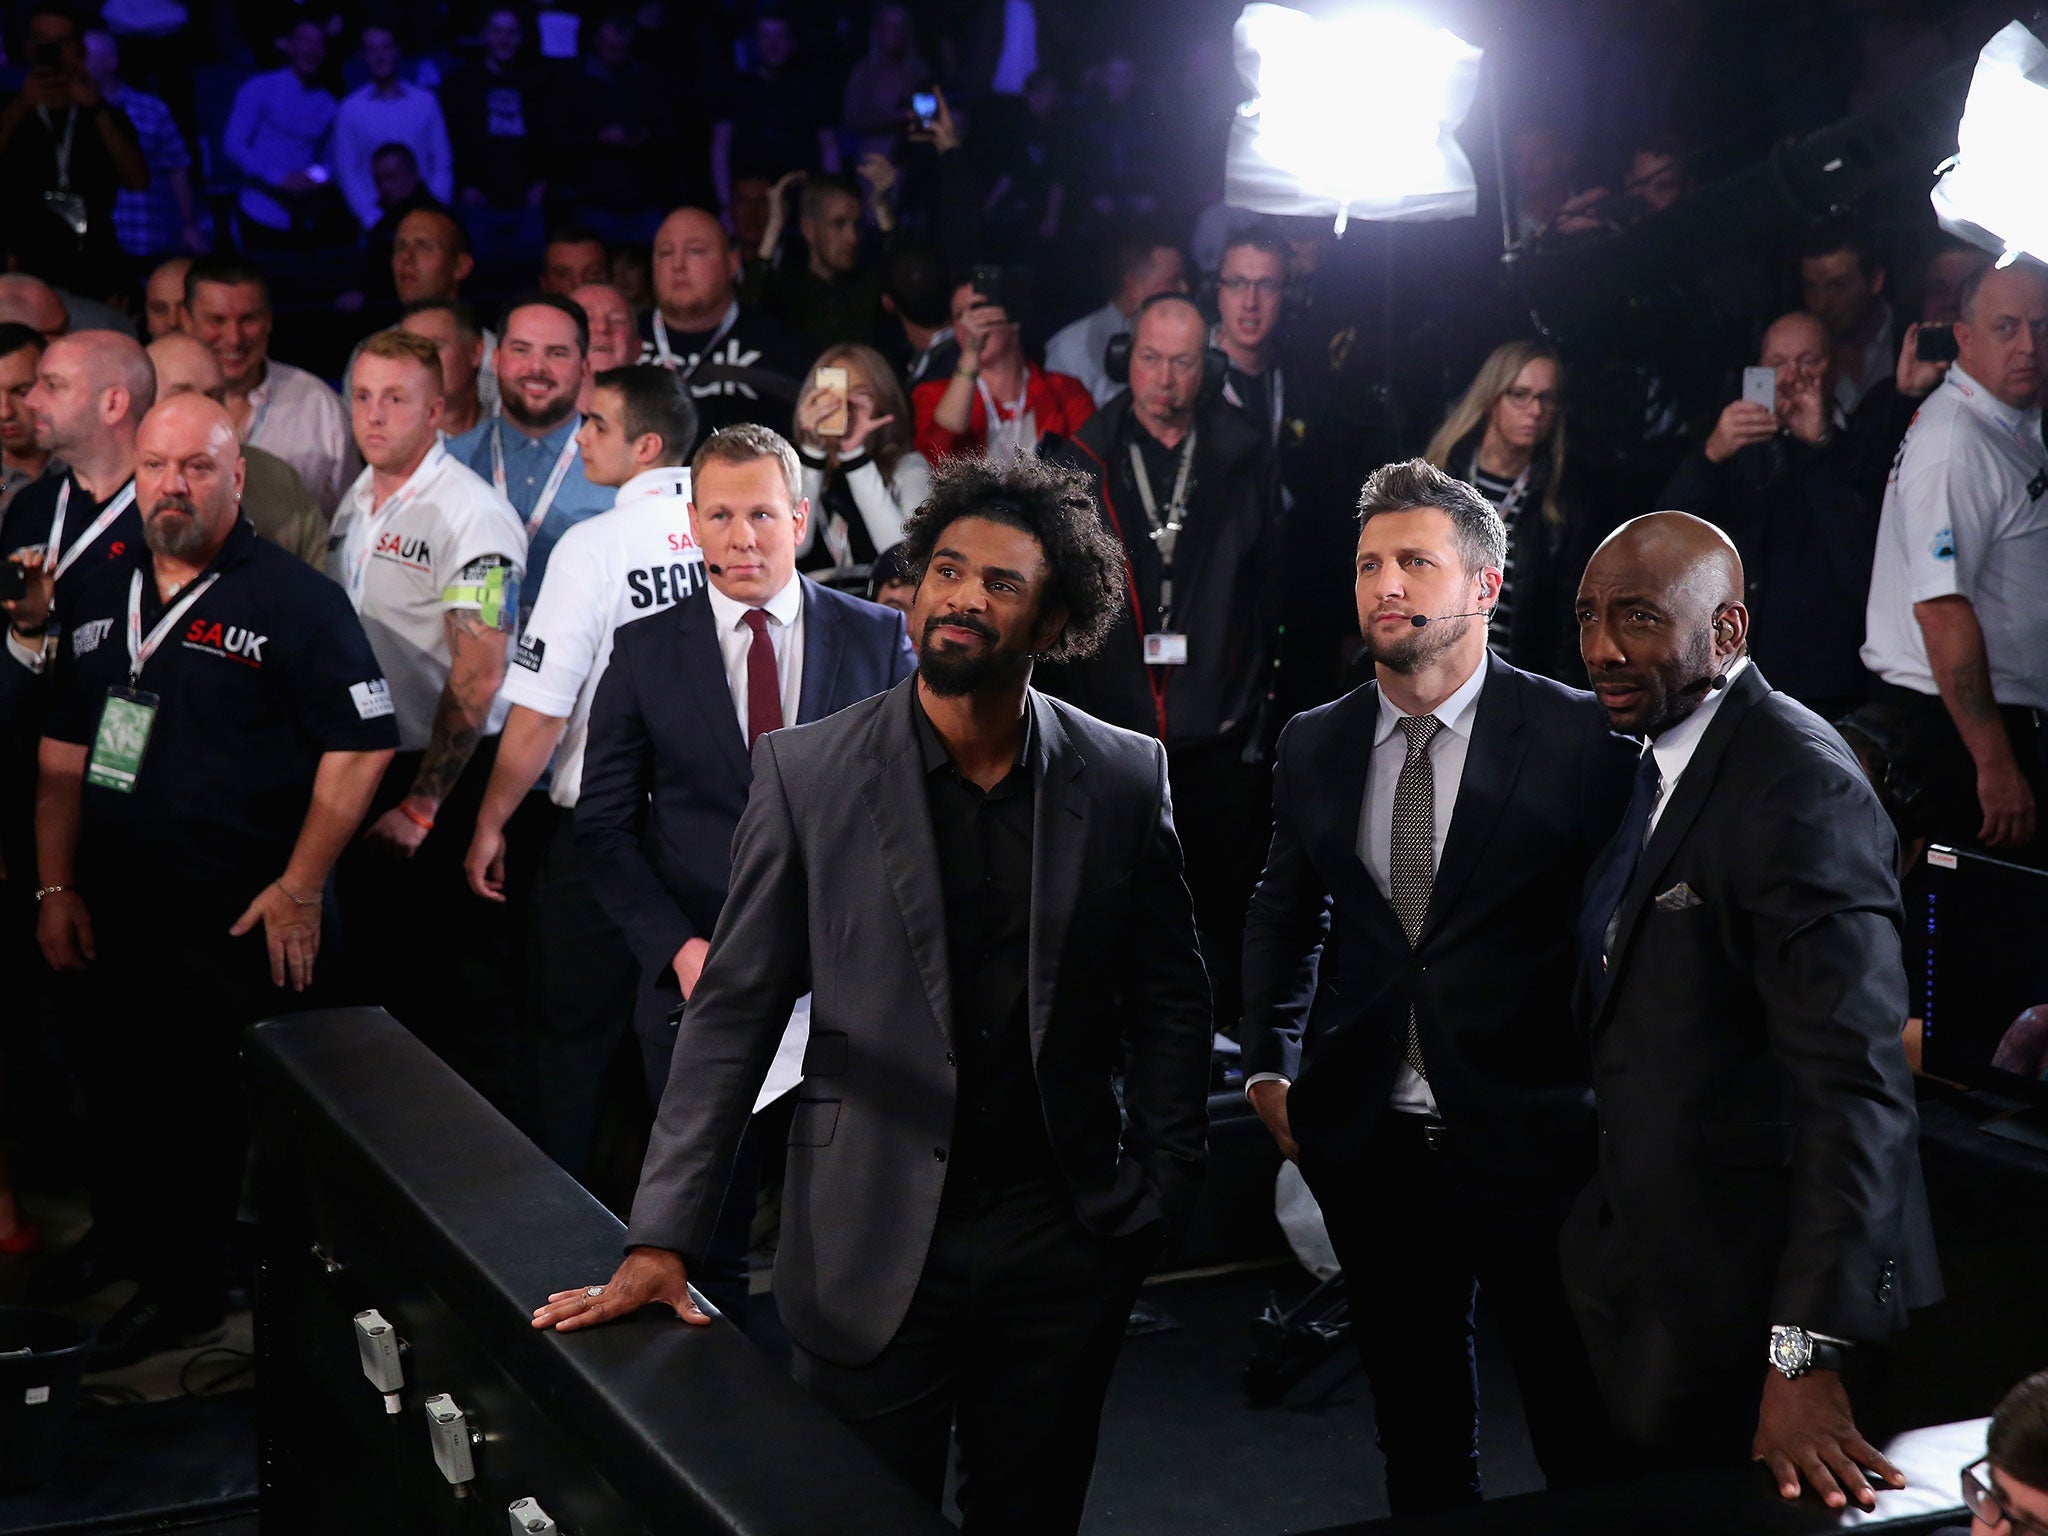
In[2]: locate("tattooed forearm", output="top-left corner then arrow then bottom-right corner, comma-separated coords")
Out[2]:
408,607 -> 510,806
411,692 -> 483,805
1946,656 -> 2000,723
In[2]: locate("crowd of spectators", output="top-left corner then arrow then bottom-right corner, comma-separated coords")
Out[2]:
0,0 -> 2039,1398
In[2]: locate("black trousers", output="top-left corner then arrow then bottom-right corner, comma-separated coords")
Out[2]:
335,740 -> 531,1121
1165,736 -> 1272,1037
790,1179 -> 1157,1536
1876,680 -> 2047,866
1306,1114 -> 1614,1518
73,894 -> 336,1310
525,804 -> 640,1183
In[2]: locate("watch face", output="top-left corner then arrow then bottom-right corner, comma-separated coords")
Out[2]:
1770,1329 -> 1814,1375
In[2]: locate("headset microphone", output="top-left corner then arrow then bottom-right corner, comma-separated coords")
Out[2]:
706,563 -> 724,574
1710,671 -> 1728,692
1408,610 -> 1492,627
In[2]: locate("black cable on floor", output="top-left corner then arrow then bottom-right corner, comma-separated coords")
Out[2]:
179,1345 -> 256,1398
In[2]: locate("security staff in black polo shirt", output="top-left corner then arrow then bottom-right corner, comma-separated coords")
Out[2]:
34,393 -> 397,1366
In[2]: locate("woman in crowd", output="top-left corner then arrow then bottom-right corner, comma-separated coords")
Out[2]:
1424,340 -> 1604,681
790,343 -> 932,583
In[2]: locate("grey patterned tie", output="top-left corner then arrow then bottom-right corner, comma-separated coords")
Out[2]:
1391,713 -> 1442,1078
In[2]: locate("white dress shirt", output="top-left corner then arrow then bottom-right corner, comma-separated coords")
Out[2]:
1246,655 -> 1490,1117
243,359 -> 358,516
706,574 -> 804,746
1643,656 -> 1751,836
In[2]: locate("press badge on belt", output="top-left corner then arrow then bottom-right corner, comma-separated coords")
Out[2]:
86,687 -> 159,792
1143,632 -> 1189,666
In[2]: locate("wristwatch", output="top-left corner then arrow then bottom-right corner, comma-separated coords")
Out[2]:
1768,1325 -> 1850,1379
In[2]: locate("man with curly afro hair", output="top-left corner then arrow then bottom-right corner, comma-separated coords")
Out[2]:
539,452 -> 1215,1536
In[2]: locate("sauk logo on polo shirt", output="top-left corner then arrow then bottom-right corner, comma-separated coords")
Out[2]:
183,619 -> 267,666
374,531 -> 432,571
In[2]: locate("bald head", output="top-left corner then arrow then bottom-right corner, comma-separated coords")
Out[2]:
1576,512 -> 1748,737
149,332 -> 227,400
1759,310 -> 1833,401
652,208 -> 739,327
32,332 -> 156,461
0,274 -> 67,338
136,392 -> 245,564
1762,311 -> 1828,362
1129,296 -> 1210,441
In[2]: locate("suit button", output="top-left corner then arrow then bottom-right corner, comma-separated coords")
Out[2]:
933,1147 -> 947,1163
946,1051 -> 957,1066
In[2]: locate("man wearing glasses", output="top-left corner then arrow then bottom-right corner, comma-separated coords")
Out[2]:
1961,1370 -> 2048,1536
1212,224 -> 1294,461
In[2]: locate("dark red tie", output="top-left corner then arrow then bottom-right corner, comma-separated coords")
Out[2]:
743,607 -> 783,747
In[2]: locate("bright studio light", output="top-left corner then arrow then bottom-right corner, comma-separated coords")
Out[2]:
1224,3 -> 1483,233
1930,20 -> 2048,266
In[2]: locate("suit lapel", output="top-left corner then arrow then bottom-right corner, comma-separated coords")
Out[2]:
1312,683 -> 1408,952
1592,664 -> 1770,1036
858,680 -> 955,1046
1026,692 -> 1089,1066
1418,655 -> 1524,948
673,592 -> 752,786
795,577 -> 847,724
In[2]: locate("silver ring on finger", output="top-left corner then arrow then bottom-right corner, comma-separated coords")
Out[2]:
585,1285 -> 605,1298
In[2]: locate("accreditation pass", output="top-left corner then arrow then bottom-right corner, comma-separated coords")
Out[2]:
86,687 -> 160,792
1143,632 -> 1189,665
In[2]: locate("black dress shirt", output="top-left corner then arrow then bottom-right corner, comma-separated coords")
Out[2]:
911,688 -> 1060,1196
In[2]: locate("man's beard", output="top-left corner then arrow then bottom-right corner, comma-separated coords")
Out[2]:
918,613 -> 1028,697
501,379 -> 575,429
1364,612 -> 1469,674
144,497 -> 211,560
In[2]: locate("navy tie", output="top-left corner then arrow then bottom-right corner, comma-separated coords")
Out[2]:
1579,747 -> 1663,1006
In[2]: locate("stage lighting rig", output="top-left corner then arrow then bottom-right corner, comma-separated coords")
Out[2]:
1931,18 -> 2048,266
1224,3 -> 1484,234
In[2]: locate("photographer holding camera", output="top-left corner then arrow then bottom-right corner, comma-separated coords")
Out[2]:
0,4 -> 148,302
1660,311 -> 1889,724
913,277 -> 1093,459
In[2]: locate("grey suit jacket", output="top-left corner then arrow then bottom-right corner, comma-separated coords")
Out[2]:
624,678 -> 1214,1366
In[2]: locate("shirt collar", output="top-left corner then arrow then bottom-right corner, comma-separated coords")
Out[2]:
706,569 -> 802,635
498,413 -> 581,453
1372,652 -> 1489,748
614,464 -> 690,506
350,440 -> 448,516
1646,655 -> 1752,791
1944,362 -> 2044,442
910,683 -> 1037,780
138,515 -> 261,598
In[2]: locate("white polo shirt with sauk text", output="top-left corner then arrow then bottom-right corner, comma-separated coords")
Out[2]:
327,442 -> 528,750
